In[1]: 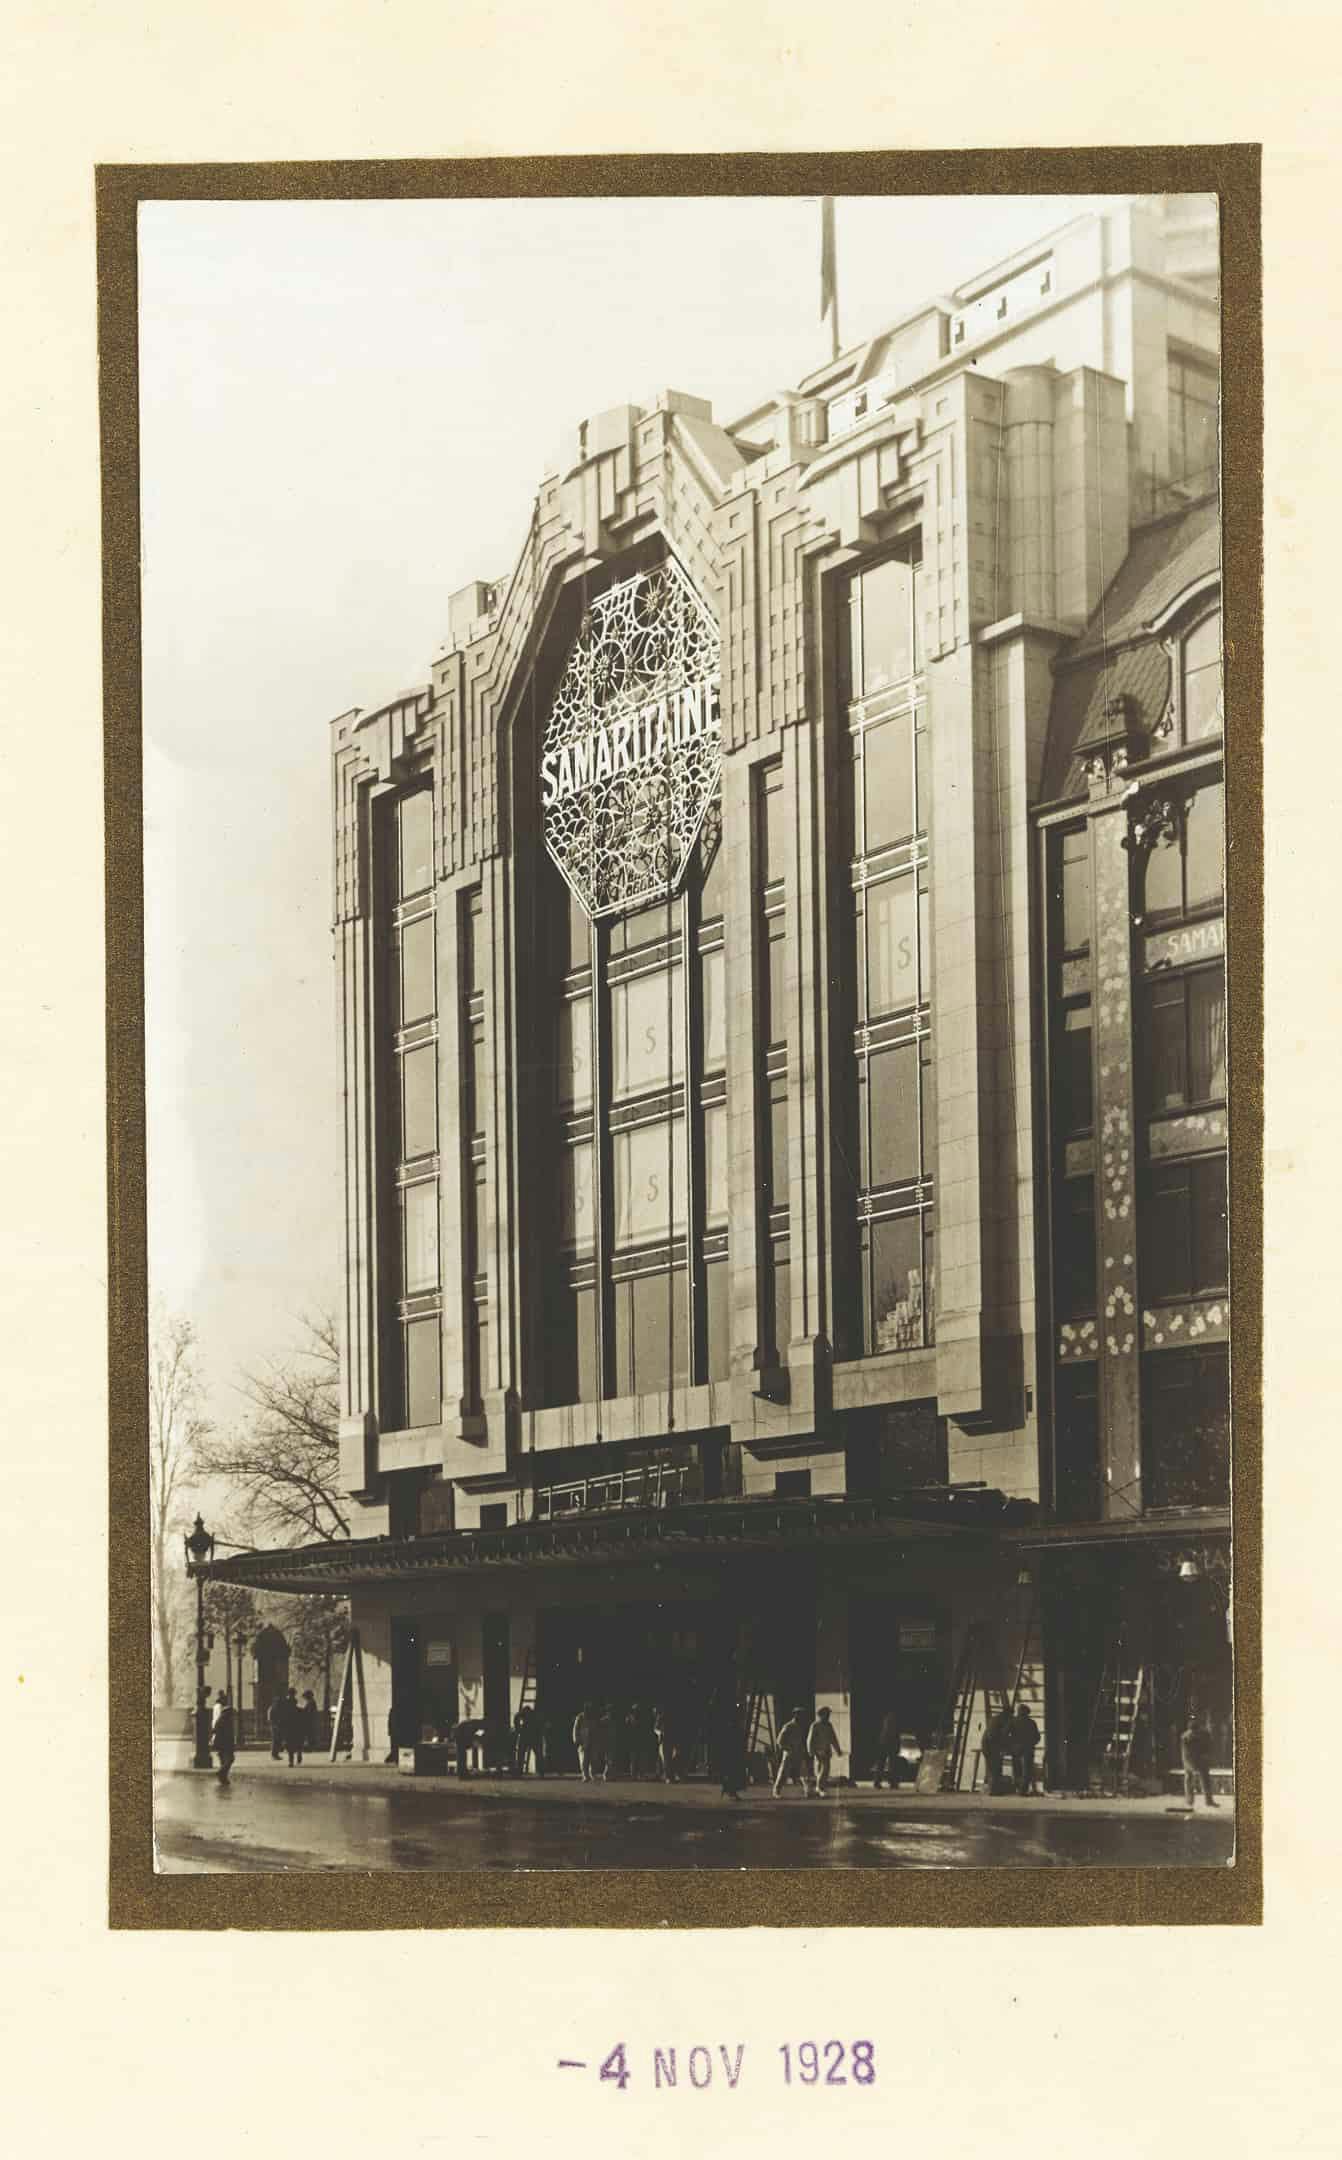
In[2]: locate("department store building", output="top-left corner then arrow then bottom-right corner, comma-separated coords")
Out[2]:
210,196 -> 1231,1788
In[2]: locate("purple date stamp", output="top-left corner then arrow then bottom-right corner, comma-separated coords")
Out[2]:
557,2041 -> 876,2089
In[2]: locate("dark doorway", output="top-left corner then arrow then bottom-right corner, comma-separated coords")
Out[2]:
252,1625 -> 290,1737
848,1594 -> 948,1778
483,1613 -> 511,1738
417,1620 -> 459,1741
390,1617 -> 419,1750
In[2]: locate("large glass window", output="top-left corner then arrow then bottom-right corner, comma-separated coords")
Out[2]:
701,946 -> 726,1069
402,1180 -> 440,1295
867,1039 -> 919,1189
1182,611 -> 1222,742
704,1103 -> 729,1228
1143,1345 -> 1230,1511
615,1271 -> 690,1395
398,790 -> 433,899
865,1211 -> 935,1354
403,1316 -> 441,1429
1145,967 -> 1226,1113
400,913 -> 435,1024
610,969 -> 684,1099
1167,353 -> 1218,491
866,874 -> 919,1016
1058,826 -> 1091,953
1143,781 -> 1224,920
863,711 -> 916,852
556,995 -> 592,1110
1141,1156 -> 1228,1303
1058,1005 -> 1093,1136
401,1043 -> 437,1159
1056,1176 -> 1097,1317
613,1118 -> 688,1247
558,1143 -> 594,1250
843,550 -> 920,699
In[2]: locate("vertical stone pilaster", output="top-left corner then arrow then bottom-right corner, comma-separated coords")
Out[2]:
437,877 -> 467,1436
479,855 -> 515,1466
1088,783 -> 1142,1521
782,718 -> 829,1412
723,755 -> 766,1393
335,907 -> 381,1496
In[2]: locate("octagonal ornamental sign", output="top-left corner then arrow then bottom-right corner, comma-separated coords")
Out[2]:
540,557 -> 721,919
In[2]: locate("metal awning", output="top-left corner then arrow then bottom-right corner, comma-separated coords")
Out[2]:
1006,1508 -> 1231,1553
192,1491 -> 1024,1597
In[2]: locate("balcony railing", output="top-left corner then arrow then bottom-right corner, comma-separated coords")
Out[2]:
533,1461 -> 700,1521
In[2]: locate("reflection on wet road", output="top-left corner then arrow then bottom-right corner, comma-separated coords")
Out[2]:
155,1772 -> 1234,1873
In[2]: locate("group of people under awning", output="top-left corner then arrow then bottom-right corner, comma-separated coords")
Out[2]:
979,1703 -> 1042,1795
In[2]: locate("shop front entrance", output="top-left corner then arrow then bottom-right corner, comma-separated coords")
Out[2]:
536,1597 -> 724,1769
848,1593 -> 949,1779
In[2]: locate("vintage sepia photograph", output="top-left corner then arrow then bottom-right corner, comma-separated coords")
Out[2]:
136,182 -> 1241,1877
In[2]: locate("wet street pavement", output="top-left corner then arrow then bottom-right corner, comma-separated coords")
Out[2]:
155,1767 -> 1234,1872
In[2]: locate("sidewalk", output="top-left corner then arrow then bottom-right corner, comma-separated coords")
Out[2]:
154,1740 -> 1231,1820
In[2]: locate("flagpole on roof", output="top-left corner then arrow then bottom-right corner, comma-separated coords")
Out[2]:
820,196 -> 840,362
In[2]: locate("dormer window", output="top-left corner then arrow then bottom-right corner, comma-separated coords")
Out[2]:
1181,609 -> 1222,742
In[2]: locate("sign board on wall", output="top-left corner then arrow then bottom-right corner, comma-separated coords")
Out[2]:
424,1639 -> 454,1668
541,556 -> 722,920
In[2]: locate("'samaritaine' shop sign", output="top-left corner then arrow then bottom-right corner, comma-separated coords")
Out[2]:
540,557 -> 722,919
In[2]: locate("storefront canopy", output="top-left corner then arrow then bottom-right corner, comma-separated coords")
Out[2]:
193,1488 -> 1030,1597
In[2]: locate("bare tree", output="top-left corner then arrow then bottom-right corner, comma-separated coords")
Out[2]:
194,1312 -> 349,1546
203,1580 -> 260,1706
149,1312 -> 210,1705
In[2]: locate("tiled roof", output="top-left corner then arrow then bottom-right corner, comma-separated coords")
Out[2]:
1042,495 -> 1221,799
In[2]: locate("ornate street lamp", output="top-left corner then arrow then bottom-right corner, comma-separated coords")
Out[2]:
184,1514 -> 215,1770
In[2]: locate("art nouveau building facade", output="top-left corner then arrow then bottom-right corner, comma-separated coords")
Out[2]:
213,197 -> 1230,1787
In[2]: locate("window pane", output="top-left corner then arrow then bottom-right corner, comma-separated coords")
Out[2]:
914,720 -> 929,835
702,946 -> 726,1069
859,556 -> 914,695
1189,970 -> 1227,1103
1057,1177 -> 1096,1316
866,874 -> 918,1015
706,1261 -> 730,1380
870,1213 -> 926,1352
464,1020 -> 483,1137
610,969 -> 684,1099
613,1119 -> 687,1245
1184,782 -> 1224,912
402,1180 -> 439,1294
611,897 -> 676,954
767,927 -> 787,1044
557,995 -> 592,1109
863,713 -> 915,852
557,883 -> 589,972
761,770 -> 786,888
1060,828 -> 1090,951
1143,829 -> 1183,917
1193,1156 -> 1229,1291
704,1104 -> 728,1228
919,1033 -> 937,1176
700,833 -> 725,918
1143,1167 -> 1192,1303
768,1086 -> 788,1211
400,914 -> 435,1024
576,1286 -> 598,1403
912,557 -> 925,674
1143,1348 -> 1230,1510
404,1317 -> 440,1429
398,792 -> 433,898
1054,1365 -> 1101,1523
558,1143 -> 594,1248
614,1279 -> 634,1396
869,1041 -> 919,1187
401,1044 -> 437,1159
922,1212 -> 936,1346
1146,979 -> 1188,1113
1183,613 -> 1221,741
461,892 -> 482,996
918,877 -> 932,1002
771,1244 -> 791,1359
1060,1006 -> 1093,1134
630,1271 -> 689,1393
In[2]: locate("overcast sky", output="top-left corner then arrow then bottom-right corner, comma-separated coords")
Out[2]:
140,190 -> 1121,1430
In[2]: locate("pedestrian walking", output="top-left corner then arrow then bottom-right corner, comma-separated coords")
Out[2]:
210,1690 -> 236,1781
266,1690 -> 286,1761
871,1707 -> 903,1789
282,1686 -> 305,1766
772,1706 -> 809,1796
806,1706 -> 844,1795
653,1703 -> 678,1783
1010,1703 -> 1041,1795
1179,1711 -> 1219,1809
980,1705 -> 1013,1795
572,1702 -> 597,1781
302,1690 -> 321,1753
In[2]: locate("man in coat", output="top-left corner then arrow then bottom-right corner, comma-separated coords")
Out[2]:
871,1706 -> 903,1790
266,1690 -> 286,1760
772,1706 -> 809,1796
282,1685 -> 304,1767
1180,1711 -> 1219,1809
1010,1703 -> 1041,1795
980,1705 -> 1013,1795
806,1706 -> 844,1795
210,1691 -> 237,1782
